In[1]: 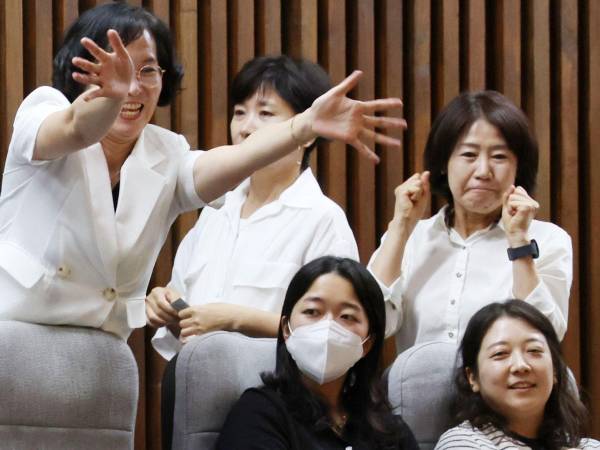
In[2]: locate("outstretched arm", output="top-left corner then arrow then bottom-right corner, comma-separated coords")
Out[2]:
192,70 -> 406,202
33,29 -> 133,161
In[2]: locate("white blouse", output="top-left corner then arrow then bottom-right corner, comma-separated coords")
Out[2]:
151,169 -> 360,360
369,207 -> 572,354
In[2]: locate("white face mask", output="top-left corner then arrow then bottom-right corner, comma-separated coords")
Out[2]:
285,318 -> 369,385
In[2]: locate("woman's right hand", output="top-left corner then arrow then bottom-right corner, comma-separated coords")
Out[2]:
391,171 -> 430,234
145,286 -> 181,328
71,29 -> 134,102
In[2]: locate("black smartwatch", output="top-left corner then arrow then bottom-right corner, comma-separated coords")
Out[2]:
507,239 -> 539,261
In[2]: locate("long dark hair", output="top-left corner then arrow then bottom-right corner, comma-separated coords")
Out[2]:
230,55 -> 331,171
262,256 -> 404,448
454,300 -> 588,449
53,2 -> 183,106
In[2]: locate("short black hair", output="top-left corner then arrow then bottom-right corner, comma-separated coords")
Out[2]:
230,55 -> 332,171
424,91 -> 538,205
262,256 -> 408,447
454,300 -> 588,449
53,2 -> 183,106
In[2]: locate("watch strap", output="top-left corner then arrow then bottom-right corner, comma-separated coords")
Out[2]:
507,239 -> 539,261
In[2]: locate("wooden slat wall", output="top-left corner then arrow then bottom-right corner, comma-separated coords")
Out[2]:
0,0 -> 599,446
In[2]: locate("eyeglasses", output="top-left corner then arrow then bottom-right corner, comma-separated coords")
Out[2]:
135,65 -> 165,87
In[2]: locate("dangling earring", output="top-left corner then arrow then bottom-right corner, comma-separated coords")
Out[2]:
348,369 -> 356,387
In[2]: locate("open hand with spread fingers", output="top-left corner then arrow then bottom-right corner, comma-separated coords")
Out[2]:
501,185 -> 539,245
71,28 -> 134,102
392,171 -> 431,234
308,70 -> 406,163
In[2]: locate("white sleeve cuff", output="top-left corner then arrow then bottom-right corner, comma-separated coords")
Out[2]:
518,281 -> 567,341
151,326 -> 182,361
368,269 -> 403,338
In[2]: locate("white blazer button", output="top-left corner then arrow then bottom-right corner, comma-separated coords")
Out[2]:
57,265 -> 71,278
103,288 -> 117,301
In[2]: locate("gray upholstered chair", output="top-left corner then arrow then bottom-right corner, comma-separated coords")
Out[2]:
386,341 -> 457,450
0,320 -> 138,450
172,331 -> 276,450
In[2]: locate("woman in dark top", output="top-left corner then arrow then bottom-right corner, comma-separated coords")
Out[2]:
217,256 -> 419,450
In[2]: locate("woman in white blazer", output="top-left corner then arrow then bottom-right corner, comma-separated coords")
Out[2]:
0,3 -> 405,339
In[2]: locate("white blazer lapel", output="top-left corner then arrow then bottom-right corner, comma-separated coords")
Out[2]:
115,132 -> 166,254
83,144 -> 118,285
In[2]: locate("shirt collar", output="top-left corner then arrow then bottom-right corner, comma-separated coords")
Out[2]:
434,205 -> 502,244
221,168 -> 320,220
277,168 -> 322,208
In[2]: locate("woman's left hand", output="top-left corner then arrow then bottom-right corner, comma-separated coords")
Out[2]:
308,71 -> 406,163
178,303 -> 238,341
501,185 -> 539,245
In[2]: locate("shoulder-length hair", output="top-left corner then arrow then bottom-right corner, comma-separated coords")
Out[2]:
262,256 -> 403,448
53,2 -> 183,106
424,91 -> 538,214
230,55 -> 331,171
454,300 -> 588,450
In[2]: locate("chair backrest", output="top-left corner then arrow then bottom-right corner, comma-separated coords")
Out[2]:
172,331 -> 276,450
0,320 -> 138,450
386,341 -> 457,450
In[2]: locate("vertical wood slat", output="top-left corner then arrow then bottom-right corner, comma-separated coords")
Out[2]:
54,0 -> 78,50
463,0 -> 486,91
437,0 -> 460,110
348,0 -> 376,262
525,0 -> 551,221
0,0 -> 23,176
24,0 -> 53,91
285,0 -> 318,60
318,0 -> 348,210
198,0 -> 228,149
585,0 -> 600,435
495,0 -> 522,106
555,0 -> 581,379
256,0 -> 281,55
230,0 -> 255,78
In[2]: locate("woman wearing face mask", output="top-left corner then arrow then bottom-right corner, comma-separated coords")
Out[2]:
369,91 -> 572,353
435,300 -> 599,450
0,3 -> 404,339
217,256 -> 419,450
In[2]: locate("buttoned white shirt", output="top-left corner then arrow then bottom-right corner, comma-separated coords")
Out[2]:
369,207 -> 572,354
0,87 -> 206,338
152,169 -> 359,360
